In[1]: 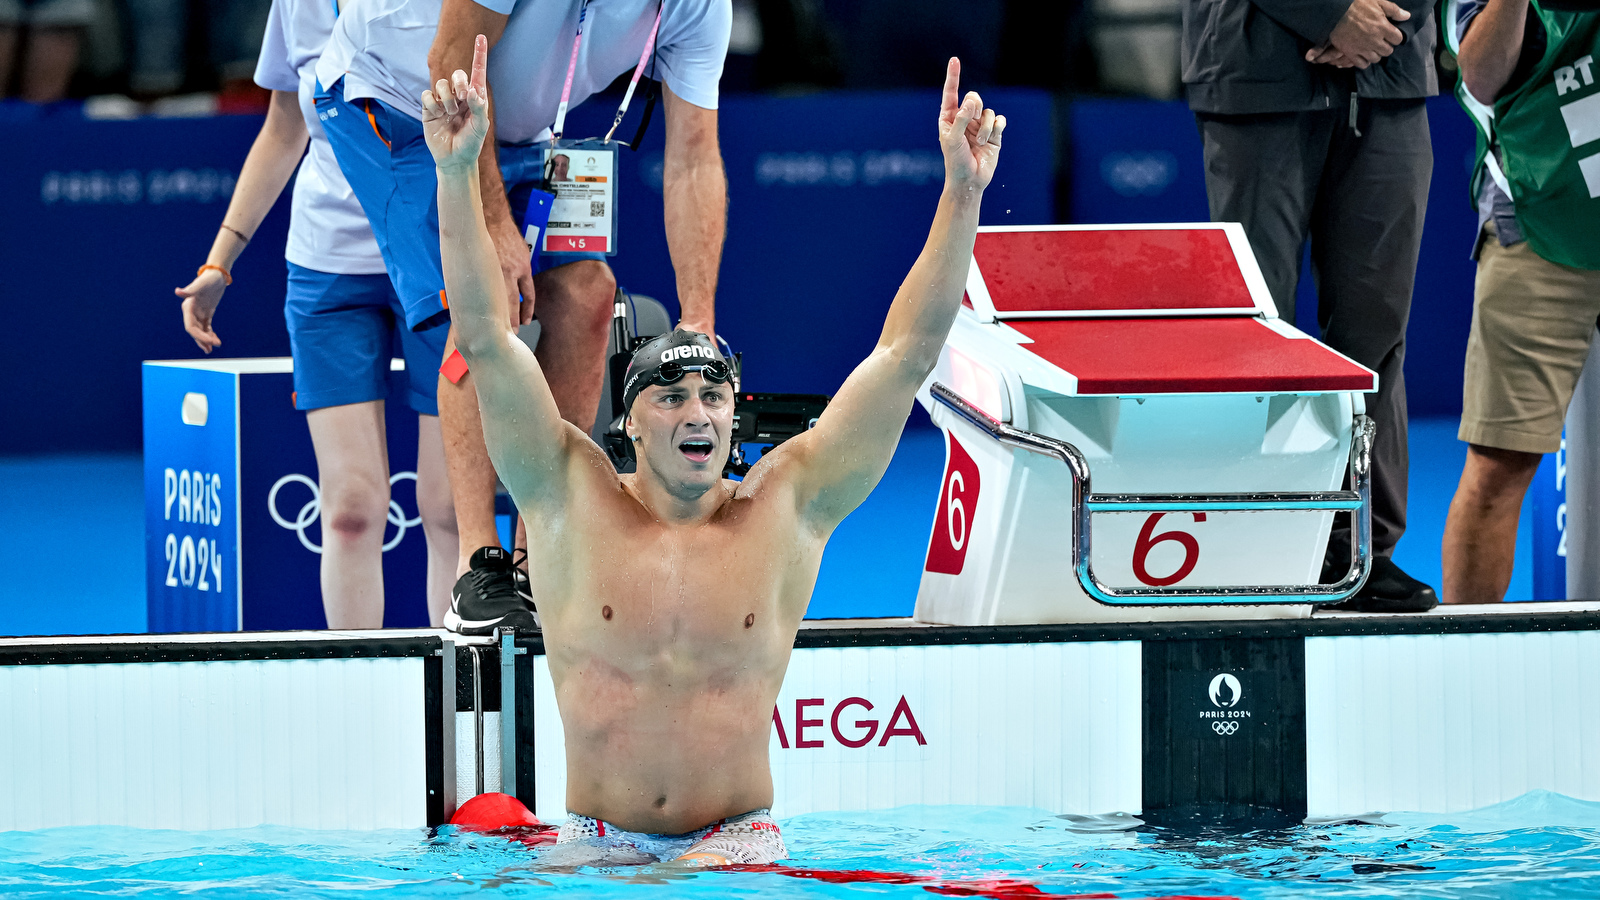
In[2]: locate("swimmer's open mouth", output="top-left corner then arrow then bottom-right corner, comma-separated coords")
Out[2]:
678,438 -> 714,463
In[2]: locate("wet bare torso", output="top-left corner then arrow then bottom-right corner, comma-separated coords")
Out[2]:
526,441 -> 824,835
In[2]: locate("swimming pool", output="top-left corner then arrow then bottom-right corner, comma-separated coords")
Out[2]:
4,791 -> 1597,899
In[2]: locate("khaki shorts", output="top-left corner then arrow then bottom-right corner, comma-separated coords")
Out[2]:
1462,225 -> 1600,454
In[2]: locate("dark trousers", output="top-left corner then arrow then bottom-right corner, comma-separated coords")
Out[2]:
1196,99 -> 1432,560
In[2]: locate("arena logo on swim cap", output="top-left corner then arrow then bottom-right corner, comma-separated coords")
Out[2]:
660,345 -> 718,363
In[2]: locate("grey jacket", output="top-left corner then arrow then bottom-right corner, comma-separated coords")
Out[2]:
1182,0 -> 1438,114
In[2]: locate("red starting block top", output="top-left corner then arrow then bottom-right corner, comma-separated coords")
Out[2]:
1010,317 -> 1377,395
970,226 -> 1267,317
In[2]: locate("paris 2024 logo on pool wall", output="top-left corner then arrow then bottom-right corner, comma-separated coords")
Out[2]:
1201,672 -> 1251,736
925,434 -> 980,575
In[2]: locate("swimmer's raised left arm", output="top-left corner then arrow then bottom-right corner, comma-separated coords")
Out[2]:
424,36 -> 583,510
756,58 -> 1003,540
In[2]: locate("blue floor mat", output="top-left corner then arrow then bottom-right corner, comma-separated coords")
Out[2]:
0,454 -> 148,636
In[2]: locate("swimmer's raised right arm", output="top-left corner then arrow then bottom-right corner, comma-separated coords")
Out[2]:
753,59 -> 1003,554
425,36 -> 580,507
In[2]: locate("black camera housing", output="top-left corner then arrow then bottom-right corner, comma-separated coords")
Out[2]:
725,392 -> 831,475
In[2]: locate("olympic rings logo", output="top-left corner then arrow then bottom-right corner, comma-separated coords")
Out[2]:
267,472 -> 421,554
1212,721 -> 1240,736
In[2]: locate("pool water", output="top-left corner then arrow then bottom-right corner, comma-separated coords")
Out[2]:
4,791 -> 1599,898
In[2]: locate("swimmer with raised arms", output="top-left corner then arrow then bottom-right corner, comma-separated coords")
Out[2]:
423,36 -> 1004,866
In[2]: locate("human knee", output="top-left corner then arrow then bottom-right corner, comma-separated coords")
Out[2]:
1467,443 -> 1542,476
1457,444 -> 1541,507
324,506 -> 382,541
320,478 -> 389,540
567,260 -> 616,298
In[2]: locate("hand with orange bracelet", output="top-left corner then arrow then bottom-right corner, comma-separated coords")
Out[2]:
176,88 -> 310,353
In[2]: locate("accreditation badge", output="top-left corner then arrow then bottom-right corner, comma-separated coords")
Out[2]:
542,139 -> 618,255
506,181 -> 554,258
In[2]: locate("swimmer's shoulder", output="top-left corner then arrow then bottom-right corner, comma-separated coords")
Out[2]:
728,453 -> 805,512
735,434 -> 825,490
508,422 -> 619,511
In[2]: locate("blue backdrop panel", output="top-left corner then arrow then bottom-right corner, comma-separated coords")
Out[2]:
143,364 -> 239,632
3,116 -> 295,455
2,91 -> 1053,454
143,361 -> 429,633
1530,438 -> 1568,601
6,91 -> 1481,438
1408,97 -> 1483,419
236,369 -> 429,631
1067,95 -> 1481,418
1068,98 -> 1210,224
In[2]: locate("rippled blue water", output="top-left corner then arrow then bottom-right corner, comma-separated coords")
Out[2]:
4,792 -> 1600,898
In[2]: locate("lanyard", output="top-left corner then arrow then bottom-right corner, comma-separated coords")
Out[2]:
550,0 -> 663,142
604,4 -> 661,141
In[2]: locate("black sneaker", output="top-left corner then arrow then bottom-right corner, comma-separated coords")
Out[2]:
510,546 -> 539,627
1324,556 -> 1439,613
511,546 -> 533,607
444,546 -> 540,634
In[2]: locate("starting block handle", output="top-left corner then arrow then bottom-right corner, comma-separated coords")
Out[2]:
928,382 -> 1374,606
1085,493 -> 1362,512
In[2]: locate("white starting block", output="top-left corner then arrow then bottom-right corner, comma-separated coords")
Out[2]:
915,224 -> 1379,625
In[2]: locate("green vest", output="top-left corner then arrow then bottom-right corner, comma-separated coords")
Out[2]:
1447,1 -> 1600,269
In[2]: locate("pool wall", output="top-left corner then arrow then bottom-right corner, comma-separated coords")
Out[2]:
3,606 -> 1598,830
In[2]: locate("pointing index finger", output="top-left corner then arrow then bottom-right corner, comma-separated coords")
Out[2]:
472,33 -> 488,97
940,57 -> 960,124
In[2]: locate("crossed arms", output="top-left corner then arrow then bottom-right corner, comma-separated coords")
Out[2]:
1238,0 -> 1417,70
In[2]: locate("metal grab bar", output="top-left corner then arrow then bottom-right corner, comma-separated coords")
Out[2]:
929,382 -> 1374,606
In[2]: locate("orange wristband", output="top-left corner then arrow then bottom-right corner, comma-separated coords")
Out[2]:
198,264 -> 232,286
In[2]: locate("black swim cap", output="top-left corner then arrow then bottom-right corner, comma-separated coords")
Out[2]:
620,331 -> 731,414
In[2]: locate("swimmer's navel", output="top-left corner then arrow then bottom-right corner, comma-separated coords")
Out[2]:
602,605 -> 613,621
744,613 -> 755,629
654,796 -> 667,808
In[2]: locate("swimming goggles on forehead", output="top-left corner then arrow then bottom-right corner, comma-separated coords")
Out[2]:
649,359 -> 733,389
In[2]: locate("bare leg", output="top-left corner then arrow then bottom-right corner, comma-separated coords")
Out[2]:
20,27 -> 81,103
306,402 -> 391,629
416,413 -> 458,626
1441,443 -> 1542,604
438,260 -> 614,575
438,326 -> 504,575
0,26 -> 18,96
531,260 -> 616,430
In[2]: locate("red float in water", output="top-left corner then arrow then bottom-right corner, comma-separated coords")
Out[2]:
449,793 -> 557,845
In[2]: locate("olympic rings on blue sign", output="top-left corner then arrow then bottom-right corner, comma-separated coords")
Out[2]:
267,472 -> 422,554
